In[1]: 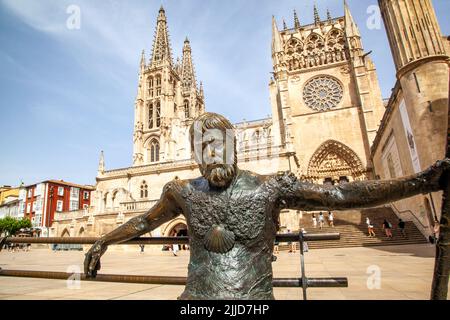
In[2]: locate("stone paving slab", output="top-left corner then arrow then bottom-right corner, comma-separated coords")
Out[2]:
0,244 -> 448,300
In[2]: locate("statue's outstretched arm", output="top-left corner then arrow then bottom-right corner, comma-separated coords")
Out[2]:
84,181 -> 182,277
279,159 -> 449,211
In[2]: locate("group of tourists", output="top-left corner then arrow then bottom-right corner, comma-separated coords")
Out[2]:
365,217 -> 412,239
312,211 -> 334,229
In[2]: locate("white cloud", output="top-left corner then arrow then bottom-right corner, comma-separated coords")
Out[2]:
1,0 -> 68,34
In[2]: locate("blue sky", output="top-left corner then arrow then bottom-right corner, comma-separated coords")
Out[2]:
0,0 -> 449,187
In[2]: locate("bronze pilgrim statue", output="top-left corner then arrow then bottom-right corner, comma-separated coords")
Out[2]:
84,112 -> 450,300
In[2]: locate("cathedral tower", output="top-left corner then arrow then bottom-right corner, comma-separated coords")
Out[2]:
379,0 -> 449,170
269,3 -> 385,184
133,7 -> 205,166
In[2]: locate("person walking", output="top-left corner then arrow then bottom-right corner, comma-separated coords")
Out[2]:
287,229 -> 296,253
366,217 -> 376,237
398,219 -> 406,237
273,239 -> 279,255
382,219 -> 393,238
139,244 -> 145,254
433,220 -> 440,244
318,212 -> 324,229
312,213 -> 317,228
301,228 -> 309,252
328,211 -> 334,228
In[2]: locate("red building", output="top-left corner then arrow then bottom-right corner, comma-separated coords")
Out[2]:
18,180 -> 94,233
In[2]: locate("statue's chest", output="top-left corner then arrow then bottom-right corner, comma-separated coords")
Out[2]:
183,188 -> 271,242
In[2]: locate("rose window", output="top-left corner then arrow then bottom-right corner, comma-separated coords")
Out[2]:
303,76 -> 343,111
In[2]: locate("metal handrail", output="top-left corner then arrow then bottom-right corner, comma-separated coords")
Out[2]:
2,233 -> 340,245
0,269 -> 348,288
0,232 -> 346,299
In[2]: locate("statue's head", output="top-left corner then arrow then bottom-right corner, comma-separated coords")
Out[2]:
190,112 -> 237,188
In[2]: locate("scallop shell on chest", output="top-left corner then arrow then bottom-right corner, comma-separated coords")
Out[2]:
204,225 -> 235,254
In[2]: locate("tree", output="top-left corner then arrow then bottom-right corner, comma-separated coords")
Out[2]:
0,217 -> 32,236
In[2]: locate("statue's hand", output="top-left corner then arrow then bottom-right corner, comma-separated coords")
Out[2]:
423,158 -> 450,191
84,239 -> 108,278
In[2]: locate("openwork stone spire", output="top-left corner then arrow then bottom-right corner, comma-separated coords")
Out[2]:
199,81 -> 204,98
293,10 -> 300,28
140,49 -> 146,69
314,4 -> 321,25
181,37 -> 197,92
150,6 -> 173,67
327,9 -> 332,21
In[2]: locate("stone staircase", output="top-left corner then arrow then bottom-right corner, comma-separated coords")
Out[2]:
278,207 -> 428,250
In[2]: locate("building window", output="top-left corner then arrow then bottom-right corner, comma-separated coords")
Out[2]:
27,189 -> 32,198
20,202 -> 25,214
147,76 -> 154,97
58,187 -> 64,196
148,103 -> 154,129
156,75 -> 161,96
140,181 -> 148,198
56,200 -> 63,212
70,187 -> 80,198
26,203 -> 31,213
70,200 -> 79,211
184,100 -> 190,118
35,198 -> 42,211
387,154 -> 396,179
83,191 -> 90,200
156,102 -> 161,127
150,139 -> 160,163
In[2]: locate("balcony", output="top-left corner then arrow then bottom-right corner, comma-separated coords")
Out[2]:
120,200 -> 157,213
54,207 -> 91,221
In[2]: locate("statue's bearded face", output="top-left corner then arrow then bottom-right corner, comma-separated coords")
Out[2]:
195,129 -> 237,188
190,112 -> 238,188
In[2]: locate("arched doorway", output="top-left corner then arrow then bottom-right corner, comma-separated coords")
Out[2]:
168,222 -> 189,250
307,140 -> 366,184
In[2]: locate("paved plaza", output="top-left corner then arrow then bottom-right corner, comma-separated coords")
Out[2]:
0,243 -> 447,300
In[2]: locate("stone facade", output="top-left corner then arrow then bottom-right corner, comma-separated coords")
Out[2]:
52,2 -> 449,243
371,0 -> 450,237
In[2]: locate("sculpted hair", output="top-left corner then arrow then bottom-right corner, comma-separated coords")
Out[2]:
189,112 -> 237,166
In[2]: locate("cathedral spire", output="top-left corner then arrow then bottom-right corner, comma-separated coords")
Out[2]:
98,150 -> 105,174
327,9 -> 332,21
344,0 -> 360,37
314,4 -> 321,25
293,10 -> 300,29
181,37 -> 197,92
271,16 -> 283,55
150,5 -> 173,67
140,49 -> 146,70
199,81 -> 204,98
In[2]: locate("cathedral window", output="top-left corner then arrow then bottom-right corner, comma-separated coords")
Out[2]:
184,100 -> 190,119
303,76 -> 343,111
140,181 -> 148,198
150,139 -> 160,162
147,77 -> 154,97
148,103 -> 154,128
156,101 -> 161,127
156,75 -> 162,96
